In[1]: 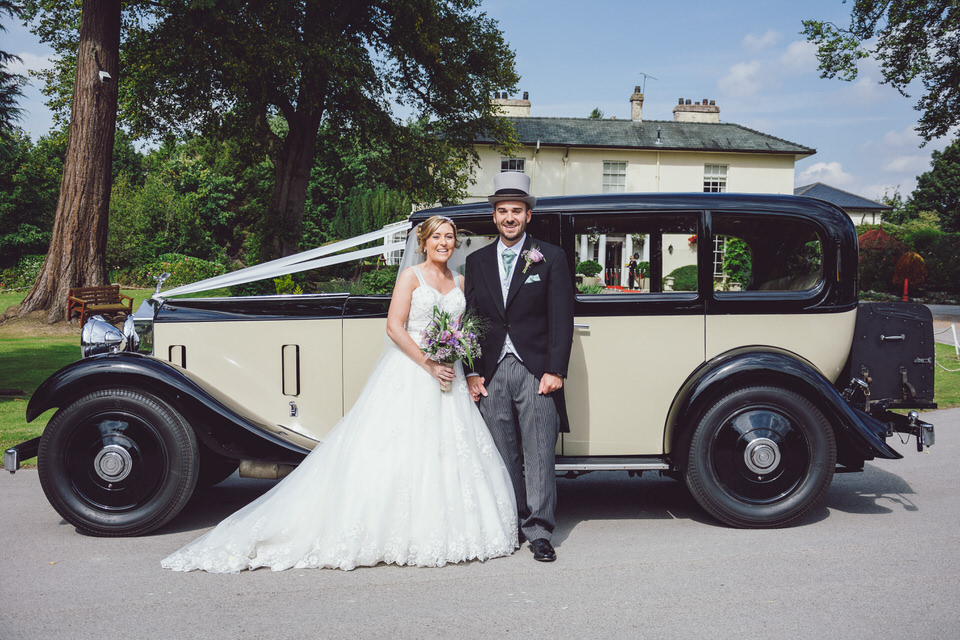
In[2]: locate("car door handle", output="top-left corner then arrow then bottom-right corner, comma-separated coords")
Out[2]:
880,334 -> 906,342
574,323 -> 590,329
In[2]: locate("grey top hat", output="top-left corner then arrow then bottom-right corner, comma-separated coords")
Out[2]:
488,172 -> 536,209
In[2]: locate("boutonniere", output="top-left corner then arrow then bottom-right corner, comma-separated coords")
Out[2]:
521,245 -> 545,273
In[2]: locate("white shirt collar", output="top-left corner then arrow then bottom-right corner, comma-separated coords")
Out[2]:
497,233 -> 526,255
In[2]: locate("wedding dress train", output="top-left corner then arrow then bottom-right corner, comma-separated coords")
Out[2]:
161,271 -> 517,572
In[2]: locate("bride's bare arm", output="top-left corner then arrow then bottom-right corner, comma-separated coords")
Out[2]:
385,267 -> 454,385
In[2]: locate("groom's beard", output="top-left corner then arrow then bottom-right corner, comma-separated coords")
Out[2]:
495,219 -> 527,244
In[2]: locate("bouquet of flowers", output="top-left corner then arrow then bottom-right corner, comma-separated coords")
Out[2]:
422,306 -> 484,389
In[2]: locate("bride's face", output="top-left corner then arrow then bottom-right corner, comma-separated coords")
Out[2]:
425,223 -> 456,264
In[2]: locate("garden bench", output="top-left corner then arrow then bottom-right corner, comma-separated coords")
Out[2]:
67,285 -> 134,325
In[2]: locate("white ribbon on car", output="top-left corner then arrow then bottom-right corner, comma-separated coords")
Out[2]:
157,224 -> 408,299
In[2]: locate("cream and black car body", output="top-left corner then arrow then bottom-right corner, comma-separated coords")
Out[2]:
5,193 -> 936,536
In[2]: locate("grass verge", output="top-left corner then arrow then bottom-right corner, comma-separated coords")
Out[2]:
0,333 -> 78,463
934,342 -> 960,409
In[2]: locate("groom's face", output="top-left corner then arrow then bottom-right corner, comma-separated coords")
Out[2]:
492,200 -> 531,247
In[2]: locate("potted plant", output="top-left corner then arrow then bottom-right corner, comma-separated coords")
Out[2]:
576,260 -> 603,288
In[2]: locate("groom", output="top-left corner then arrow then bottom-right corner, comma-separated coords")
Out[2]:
465,172 -> 574,562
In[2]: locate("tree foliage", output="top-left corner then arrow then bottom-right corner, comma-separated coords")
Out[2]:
26,0 -> 519,262
0,0 -> 26,136
721,237 -> 752,286
907,137 -> 960,232
0,130 -> 63,267
803,0 -> 960,141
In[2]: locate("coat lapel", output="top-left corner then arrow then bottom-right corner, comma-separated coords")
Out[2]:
478,243 -> 506,316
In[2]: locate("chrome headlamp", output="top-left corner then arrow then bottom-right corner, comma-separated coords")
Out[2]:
81,315 -> 140,358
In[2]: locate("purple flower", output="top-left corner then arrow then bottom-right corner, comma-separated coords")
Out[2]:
522,246 -> 545,273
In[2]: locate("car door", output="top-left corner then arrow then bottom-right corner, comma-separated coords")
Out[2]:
563,210 -> 706,455
705,210 -> 856,383
153,296 -> 351,447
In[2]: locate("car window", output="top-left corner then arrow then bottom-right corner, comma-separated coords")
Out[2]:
712,213 -> 822,293
572,213 -> 699,295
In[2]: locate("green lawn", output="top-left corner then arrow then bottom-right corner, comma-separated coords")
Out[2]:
0,287 -> 155,320
0,333 -> 78,460
0,287 -> 153,462
934,342 -> 960,409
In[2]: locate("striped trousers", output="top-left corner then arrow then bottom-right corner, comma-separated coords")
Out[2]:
478,355 -> 560,542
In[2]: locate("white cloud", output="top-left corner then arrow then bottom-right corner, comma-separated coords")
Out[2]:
743,30 -> 781,51
845,75 -> 888,103
862,181 -> 914,202
718,40 -> 820,104
883,155 -> 930,174
779,40 -> 817,72
718,61 -> 764,98
798,161 -> 855,187
881,125 -> 923,149
4,51 -> 56,76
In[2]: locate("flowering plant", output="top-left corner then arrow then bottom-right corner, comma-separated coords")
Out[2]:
522,245 -> 545,273
422,306 -> 484,372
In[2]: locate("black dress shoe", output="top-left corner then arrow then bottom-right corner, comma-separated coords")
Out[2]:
530,538 -> 556,562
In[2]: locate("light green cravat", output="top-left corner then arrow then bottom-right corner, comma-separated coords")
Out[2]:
501,248 -> 516,273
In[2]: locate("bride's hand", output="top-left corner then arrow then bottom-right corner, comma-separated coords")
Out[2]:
425,359 -> 455,386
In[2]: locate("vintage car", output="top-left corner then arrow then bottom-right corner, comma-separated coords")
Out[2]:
5,193 -> 936,535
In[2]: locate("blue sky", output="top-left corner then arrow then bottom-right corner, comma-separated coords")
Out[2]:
4,0 -> 955,202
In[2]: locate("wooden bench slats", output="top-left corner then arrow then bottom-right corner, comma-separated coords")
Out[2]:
66,285 -> 134,325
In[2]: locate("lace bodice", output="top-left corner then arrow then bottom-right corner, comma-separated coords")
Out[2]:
407,269 -> 465,347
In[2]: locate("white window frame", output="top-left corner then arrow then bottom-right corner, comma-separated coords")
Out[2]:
703,164 -> 728,193
713,234 -> 727,281
602,161 -> 627,193
500,157 -> 525,173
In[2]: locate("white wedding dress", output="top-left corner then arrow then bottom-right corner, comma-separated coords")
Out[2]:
161,270 -> 517,572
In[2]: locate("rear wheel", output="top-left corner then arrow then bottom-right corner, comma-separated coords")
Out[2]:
685,385 -> 836,528
38,388 -> 199,536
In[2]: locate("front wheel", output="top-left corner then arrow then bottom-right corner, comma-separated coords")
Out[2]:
685,385 -> 836,528
38,388 -> 199,536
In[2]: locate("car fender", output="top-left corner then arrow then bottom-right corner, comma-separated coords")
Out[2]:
27,352 -> 309,463
666,347 -> 902,465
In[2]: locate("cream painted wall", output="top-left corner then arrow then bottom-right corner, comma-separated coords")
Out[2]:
468,144 -> 798,201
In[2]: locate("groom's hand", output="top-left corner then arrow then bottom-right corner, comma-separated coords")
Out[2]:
468,376 -> 487,401
538,372 -> 564,395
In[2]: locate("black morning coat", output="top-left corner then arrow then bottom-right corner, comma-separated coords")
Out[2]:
464,234 -> 575,432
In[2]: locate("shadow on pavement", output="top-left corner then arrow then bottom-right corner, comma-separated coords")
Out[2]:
822,462 -> 917,516
154,458 -> 918,540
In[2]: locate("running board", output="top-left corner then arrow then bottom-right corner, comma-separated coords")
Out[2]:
555,456 -> 670,472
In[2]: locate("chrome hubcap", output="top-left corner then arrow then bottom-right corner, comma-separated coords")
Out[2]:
94,444 -> 133,482
743,437 -> 781,475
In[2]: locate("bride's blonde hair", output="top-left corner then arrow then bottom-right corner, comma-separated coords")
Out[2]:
416,215 -> 461,252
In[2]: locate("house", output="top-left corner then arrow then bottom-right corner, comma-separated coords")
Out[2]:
466,88 -> 816,288
794,183 -> 891,225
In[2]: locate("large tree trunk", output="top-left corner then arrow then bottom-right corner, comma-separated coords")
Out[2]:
16,0 -> 120,323
262,112 -> 322,261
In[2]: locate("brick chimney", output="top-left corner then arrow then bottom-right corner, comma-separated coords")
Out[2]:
491,91 -> 531,117
630,86 -> 644,121
673,98 -> 719,123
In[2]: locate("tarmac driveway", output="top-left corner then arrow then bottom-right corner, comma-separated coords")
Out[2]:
2,409 -> 958,639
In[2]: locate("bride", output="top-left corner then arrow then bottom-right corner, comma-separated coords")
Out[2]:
161,216 -> 518,572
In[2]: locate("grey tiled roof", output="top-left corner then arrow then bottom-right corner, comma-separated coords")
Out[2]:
794,183 -> 891,210
478,117 -> 815,155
